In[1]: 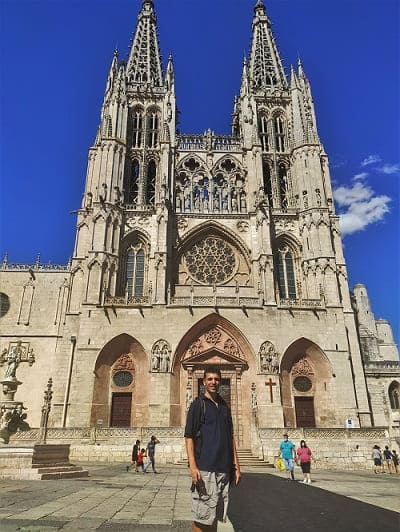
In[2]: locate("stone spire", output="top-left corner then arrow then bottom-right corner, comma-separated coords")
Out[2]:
248,0 -> 287,91
126,0 -> 163,86
290,58 -> 319,147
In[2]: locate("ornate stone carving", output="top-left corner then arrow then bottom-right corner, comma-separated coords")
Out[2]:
186,382 -> 192,411
292,357 -> 314,377
114,354 -> 135,371
205,328 -> 222,345
236,220 -> 249,232
177,218 -> 188,231
1,341 -> 35,373
258,341 -> 279,374
188,339 -> 203,357
151,340 -> 171,372
224,338 -> 240,357
251,382 -> 258,411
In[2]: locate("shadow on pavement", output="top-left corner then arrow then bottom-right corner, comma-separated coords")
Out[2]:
228,472 -> 399,532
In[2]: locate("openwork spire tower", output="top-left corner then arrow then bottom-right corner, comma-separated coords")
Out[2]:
127,0 -> 163,85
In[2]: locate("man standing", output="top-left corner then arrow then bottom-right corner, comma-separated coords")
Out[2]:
185,367 -> 241,532
143,435 -> 160,473
280,432 -> 296,480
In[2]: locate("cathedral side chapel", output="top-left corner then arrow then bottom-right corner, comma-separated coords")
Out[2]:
0,0 -> 399,468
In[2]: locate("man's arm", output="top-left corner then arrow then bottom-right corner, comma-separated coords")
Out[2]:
232,437 -> 241,486
185,437 -> 201,484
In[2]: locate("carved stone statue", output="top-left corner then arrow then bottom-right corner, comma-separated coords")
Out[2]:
151,340 -> 171,372
259,341 -> 280,374
151,347 -> 161,371
160,345 -> 170,372
251,383 -> 257,411
4,346 -> 21,379
186,383 -> 192,410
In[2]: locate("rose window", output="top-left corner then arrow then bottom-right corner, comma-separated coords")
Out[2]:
184,237 -> 237,284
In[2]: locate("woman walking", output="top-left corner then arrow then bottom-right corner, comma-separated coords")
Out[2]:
297,440 -> 312,484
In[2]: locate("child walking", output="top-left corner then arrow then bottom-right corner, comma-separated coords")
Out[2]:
136,448 -> 146,472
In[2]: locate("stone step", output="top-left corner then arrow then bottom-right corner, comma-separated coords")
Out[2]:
39,467 -> 89,480
36,465 -> 86,474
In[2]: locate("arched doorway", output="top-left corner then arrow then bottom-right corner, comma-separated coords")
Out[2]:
173,314 -> 255,448
280,338 -> 333,428
90,334 -> 149,427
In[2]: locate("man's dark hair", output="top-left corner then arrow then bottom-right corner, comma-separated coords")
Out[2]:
203,366 -> 221,379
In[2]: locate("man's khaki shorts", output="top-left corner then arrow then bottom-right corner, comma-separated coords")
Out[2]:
191,471 -> 230,526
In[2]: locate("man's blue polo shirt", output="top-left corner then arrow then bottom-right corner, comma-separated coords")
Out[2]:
280,439 -> 295,459
184,394 -> 234,474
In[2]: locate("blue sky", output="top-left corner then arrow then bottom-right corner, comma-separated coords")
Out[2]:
0,0 -> 399,343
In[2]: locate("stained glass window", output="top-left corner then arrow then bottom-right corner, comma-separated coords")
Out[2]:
184,237 -> 236,285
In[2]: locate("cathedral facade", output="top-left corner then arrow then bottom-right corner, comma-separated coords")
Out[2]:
1,1 -> 399,464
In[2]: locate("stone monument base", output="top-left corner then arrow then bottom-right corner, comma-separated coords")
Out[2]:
0,443 -> 89,480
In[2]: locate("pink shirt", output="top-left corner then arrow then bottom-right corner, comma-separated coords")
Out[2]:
297,446 -> 312,463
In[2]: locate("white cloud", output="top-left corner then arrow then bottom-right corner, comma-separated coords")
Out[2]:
333,182 -> 391,236
378,163 -> 400,175
361,154 -> 382,167
352,172 -> 369,181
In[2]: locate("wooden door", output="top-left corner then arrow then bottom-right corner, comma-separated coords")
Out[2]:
295,397 -> 315,427
110,392 -> 132,426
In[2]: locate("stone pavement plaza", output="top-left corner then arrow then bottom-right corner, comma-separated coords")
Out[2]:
0,463 -> 398,531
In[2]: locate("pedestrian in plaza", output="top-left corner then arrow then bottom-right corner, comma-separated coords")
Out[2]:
136,448 -> 146,472
391,450 -> 399,473
185,366 -> 241,532
279,432 -> 296,480
383,446 -> 394,474
143,435 -> 160,473
126,439 -> 140,472
371,445 -> 383,474
296,439 -> 312,484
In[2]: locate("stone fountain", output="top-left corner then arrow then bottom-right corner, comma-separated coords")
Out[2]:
0,342 -> 88,479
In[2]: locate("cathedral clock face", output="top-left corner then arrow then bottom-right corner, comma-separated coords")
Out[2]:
184,237 -> 237,285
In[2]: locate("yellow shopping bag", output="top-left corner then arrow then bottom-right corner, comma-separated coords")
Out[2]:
275,457 -> 286,471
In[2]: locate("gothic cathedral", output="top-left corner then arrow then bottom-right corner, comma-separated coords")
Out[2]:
1,0 -> 399,465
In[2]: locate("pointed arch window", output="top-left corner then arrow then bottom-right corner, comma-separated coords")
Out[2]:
278,163 -> 288,210
126,159 -> 140,204
103,115 -> 112,137
262,161 -> 273,205
146,110 -> 159,148
274,116 -> 285,152
132,108 -> 143,148
125,245 -> 146,298
389,382 -> 400,410
145,159 -> 156,204
277,246 -> 297,300
258,115 -> 269,151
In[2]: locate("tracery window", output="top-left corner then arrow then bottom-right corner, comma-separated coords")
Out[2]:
389,382 -> 400,410
125,159 -> 140,204
278,163 -> 288,210
145,159 -> 156,205
258,115 -> 269,151
184,237 -> 237,285
175,157 -> 246,214
125,244 -> 145,297
262,161 -> 273,205
103,115 -> 112,137
132,108 -> 143,148
274,116 -> 285,152
276,245 -> 297,299
146,110 -> 159,148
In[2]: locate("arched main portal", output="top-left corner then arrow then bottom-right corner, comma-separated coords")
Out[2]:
90,334 -> 149,427
280,338 -> 333,428
173,314 -> 256,448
